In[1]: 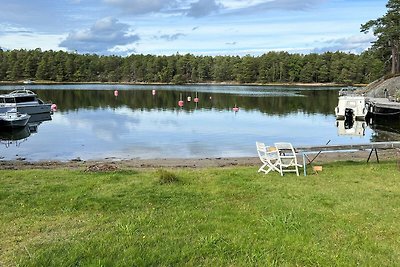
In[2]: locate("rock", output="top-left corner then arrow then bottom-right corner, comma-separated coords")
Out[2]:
361,76 -> 400,99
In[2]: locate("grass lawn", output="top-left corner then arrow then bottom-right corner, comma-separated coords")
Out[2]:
1,161 -> 400,266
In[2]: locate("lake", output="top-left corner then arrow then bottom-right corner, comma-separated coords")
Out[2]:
0,84 -> 399,161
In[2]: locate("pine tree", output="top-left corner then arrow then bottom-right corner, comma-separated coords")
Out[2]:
361,0 -> 400,74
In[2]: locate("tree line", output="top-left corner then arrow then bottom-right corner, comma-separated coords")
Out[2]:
0,48 -> 385,85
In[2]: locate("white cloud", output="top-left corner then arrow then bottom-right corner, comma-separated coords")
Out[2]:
59,17 -> 140,54
0,32 -> 66,51
313,34 -> 376,54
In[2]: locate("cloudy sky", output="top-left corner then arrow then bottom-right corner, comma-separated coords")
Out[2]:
0,0 -> 386,56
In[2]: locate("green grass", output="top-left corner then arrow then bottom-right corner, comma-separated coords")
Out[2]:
1,161 -> 400,266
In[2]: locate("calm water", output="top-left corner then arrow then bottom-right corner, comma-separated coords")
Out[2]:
0,84 -> 399,161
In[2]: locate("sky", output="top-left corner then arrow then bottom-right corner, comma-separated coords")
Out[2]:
0,0 -> 387,56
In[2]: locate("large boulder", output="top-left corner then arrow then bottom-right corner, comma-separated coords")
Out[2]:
361,76 -> 400,98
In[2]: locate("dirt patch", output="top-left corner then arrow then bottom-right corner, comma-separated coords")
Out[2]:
85,163 -> 119,172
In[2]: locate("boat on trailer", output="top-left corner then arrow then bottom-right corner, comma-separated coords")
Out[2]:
0,89 -> 52,114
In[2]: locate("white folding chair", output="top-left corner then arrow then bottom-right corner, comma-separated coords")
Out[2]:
256,142 -> 280,174
274,142 -> 302,176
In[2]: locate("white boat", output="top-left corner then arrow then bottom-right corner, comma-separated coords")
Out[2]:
0,89 -> 52,114
0,110 -> 31,128
335,95 -> 368,121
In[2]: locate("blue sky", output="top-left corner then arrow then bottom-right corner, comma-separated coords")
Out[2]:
0,0 -> 387,56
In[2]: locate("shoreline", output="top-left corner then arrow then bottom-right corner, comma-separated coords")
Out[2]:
0,80 -> 368,87
1,150 -> 397,170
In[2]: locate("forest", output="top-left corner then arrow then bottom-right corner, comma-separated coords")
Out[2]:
0,48 -> 386,85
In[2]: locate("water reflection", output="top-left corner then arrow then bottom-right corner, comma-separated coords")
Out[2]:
1,87 -> 338,116
367,116 -> 400,141
0,127 -> 31,147
336,120 -> 366,137
0,84 -> 395,161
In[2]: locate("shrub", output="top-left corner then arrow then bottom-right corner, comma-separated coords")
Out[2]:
157,169 -> 180,184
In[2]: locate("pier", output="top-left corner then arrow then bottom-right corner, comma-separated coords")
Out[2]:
365,97 -> 400,115
296,141 -> 400,176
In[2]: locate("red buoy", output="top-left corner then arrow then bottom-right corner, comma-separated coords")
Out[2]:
51,103 -> 57,112
194,97 -> 199,103
178,100 -> 184,107
233,105 -> 239,112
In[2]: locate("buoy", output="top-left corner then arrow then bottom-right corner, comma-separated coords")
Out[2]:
178,93 -> 184,107
233,105 -> 239,112
114,90 -> 119,97
194,97 -> 199,103
51,103 -> 57,112
187,96 -> 191,102
152,89 -> 156,96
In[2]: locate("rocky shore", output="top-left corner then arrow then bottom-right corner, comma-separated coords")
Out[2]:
1,149 -> 398,171
361,75 -> 400,98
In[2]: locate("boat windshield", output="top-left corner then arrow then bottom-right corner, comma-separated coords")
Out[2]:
4,98 -> 15,103
15,96 -> 36,103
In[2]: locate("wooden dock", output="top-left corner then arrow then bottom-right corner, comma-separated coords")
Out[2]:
296,141 -> 400,153
295,141 -> 400,176
365,97 -> 400,115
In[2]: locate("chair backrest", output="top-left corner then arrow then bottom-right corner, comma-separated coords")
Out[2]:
275,142 -> 296,155
256,142 -> 278,160
256,141 -> 267,159
274,142 -> 295,152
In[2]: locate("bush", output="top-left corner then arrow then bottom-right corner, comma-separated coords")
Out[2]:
157,169 -> 180,184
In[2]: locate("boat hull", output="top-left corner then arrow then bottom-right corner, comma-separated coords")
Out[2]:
16,104 -> 52,115
335,96 -> 367,121
0,113 -> 31,128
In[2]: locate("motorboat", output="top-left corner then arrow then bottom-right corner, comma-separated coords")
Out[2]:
0,89 -> 52,114
0,109 -> 31,128
335,95 -> 368,121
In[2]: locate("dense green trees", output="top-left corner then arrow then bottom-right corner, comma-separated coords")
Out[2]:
0,48 -> 384,84
361,0 -> 400,74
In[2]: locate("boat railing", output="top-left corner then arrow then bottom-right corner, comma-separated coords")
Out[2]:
338,86 -> 360,97
9,89 -> 37,96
